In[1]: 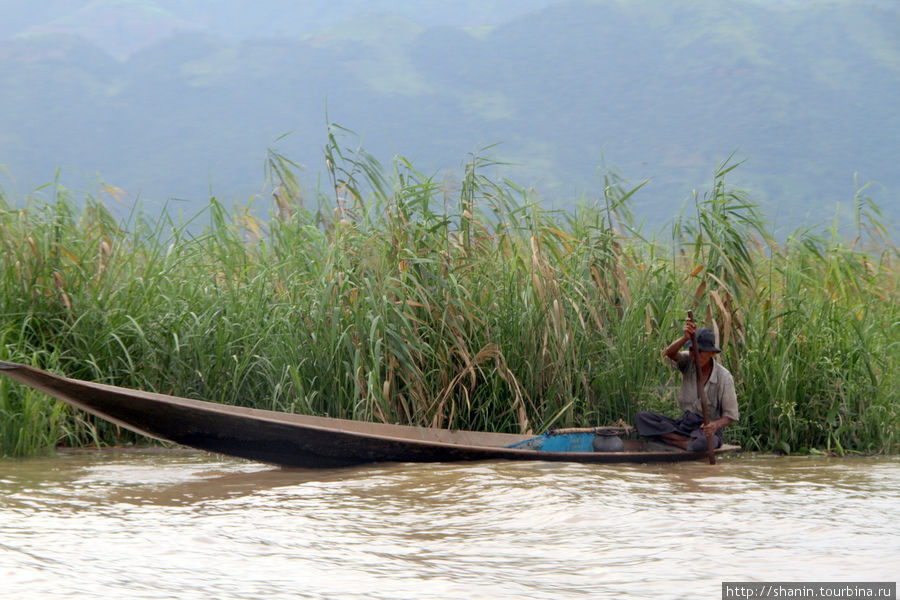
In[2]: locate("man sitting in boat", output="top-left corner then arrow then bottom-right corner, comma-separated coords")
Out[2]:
635,320 -> 739,451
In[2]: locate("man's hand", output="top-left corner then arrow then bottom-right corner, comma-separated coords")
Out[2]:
664,318 -> 699,362
683,319 -> 698,340
701,417 -> 734,436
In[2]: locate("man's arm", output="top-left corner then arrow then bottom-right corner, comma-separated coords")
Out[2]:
702,416 -> 734,436
663,319 -> 697,362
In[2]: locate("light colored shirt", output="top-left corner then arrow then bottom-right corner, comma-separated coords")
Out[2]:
674,353 -> 739,422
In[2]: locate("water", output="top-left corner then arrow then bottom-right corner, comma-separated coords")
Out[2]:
1,450 -> 897,599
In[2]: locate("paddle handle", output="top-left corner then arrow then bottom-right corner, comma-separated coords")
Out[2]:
687,310 -> 716,465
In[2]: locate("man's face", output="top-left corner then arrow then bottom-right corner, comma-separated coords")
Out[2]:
698,350 -> 717,367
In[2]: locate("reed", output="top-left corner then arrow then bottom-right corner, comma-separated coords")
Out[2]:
1,133 -> 897,456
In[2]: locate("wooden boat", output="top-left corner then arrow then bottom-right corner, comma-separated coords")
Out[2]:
0,361 -> 738,468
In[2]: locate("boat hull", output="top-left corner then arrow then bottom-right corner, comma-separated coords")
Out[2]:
0,362 -> 738,468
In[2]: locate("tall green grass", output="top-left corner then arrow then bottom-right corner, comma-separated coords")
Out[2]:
1,131 -> 897,456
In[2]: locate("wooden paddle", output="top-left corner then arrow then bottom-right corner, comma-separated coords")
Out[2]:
687,310 -> 716,465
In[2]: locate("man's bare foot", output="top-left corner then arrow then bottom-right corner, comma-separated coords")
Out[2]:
659,433 -> 690,450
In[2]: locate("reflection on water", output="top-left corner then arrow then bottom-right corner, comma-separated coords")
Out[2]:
1,450 -> 898,599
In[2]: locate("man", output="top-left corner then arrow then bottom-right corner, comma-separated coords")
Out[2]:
635,319 -> 739,451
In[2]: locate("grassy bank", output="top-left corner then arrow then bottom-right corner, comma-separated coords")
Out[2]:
1,134 -> 898,456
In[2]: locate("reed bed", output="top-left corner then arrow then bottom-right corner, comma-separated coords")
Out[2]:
1,133 -> 897,456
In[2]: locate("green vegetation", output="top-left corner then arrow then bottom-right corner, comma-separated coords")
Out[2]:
1,131 -> 898,457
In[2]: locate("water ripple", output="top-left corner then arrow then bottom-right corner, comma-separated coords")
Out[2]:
0,452 -> 897,599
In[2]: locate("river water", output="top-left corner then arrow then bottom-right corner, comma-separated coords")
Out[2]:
1,450 -> 897,600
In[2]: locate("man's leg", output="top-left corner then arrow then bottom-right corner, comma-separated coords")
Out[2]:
659,432 -> 691,449
636,411 -> 689,448
687,428 -> 723,452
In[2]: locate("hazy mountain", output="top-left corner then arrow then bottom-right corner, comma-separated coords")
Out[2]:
1,0 -> 897,236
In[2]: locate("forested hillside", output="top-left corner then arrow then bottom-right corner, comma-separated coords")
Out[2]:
1,0 -> 897,234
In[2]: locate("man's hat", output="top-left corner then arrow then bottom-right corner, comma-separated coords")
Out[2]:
687,327 -> 721,353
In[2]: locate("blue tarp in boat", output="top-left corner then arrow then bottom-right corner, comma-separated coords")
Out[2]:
506,432 -> 598,452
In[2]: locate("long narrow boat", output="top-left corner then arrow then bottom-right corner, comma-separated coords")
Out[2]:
0,361 -> 738,468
